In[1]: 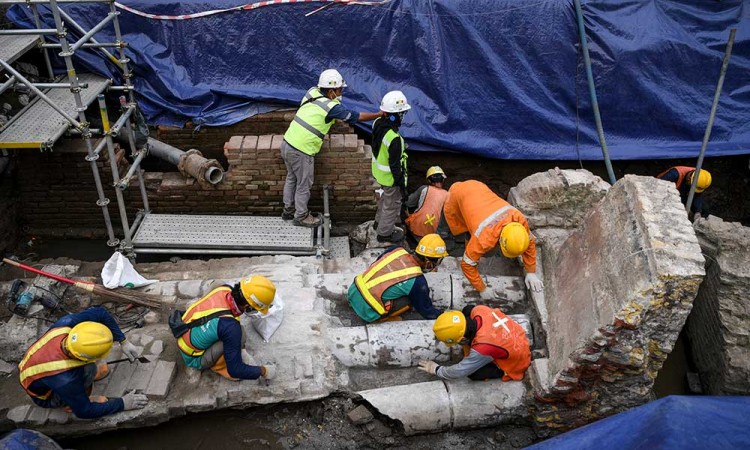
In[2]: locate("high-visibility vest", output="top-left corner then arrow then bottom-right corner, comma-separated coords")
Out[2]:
177,286 -> 238,357
657,166 -> 694,189
467,305 -> 530,381
405,186 -> 449,238
372,125 -> 407,187
18,327 -> 88,400
353,248 -> 423,317
283,87 -> 340,156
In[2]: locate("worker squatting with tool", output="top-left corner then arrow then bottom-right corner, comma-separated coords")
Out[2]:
656,166 -> 712,221
404,166 -> 450,242
282,69 -> 384,228
18,307 -> 148,419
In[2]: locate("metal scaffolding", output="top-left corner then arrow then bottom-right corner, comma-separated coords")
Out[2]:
0,0 -> 149,255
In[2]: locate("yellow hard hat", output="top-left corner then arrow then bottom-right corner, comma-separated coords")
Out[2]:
690,169 -> 712,193
426,166 -> 446,180
240,275 -> 276,314
416,234 -> 449,258
66,322 -> 113,362
499,222 -> 530,258
433,310 -> 466,346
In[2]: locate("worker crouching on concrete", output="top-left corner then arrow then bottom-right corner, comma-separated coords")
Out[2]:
176,276 -> 276,382
404,166 -> 450,241
18,307 -> 148,418
282,69 -> 384,228
443,180 -> 543,297
371,90 -> 412,243
419,306 -> 531,381
656,166 -> 712,221
348,234 -> 448,323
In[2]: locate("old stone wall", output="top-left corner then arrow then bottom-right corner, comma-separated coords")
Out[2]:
686,217 -> 750,395
530,175 -> 705,434
16,133 -> 376,238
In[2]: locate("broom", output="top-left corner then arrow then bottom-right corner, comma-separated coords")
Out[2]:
2,258 -> 164,309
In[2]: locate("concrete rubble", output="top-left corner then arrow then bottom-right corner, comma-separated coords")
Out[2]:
686,216 -> 750,395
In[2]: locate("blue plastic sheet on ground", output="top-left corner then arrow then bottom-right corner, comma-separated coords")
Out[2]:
528,396 -> 750,450
7,1 -> 750,160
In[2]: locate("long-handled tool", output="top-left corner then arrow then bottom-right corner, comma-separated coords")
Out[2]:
2,258 -> 163,309
108,356 -> 151,365
375,305 -> 410,323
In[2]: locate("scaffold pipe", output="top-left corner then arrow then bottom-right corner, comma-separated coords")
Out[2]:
146,138 -> 224,187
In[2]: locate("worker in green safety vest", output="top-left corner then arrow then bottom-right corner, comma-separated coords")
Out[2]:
281,69 -> 384,227
371,90 -> 411,242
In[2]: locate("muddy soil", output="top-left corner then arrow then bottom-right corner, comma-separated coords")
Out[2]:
62,396 -> 540,450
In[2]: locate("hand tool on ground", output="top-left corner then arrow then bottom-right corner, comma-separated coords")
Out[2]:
375,305 -> 410,323
107,356 -> 151,365
2,257 -> 164,309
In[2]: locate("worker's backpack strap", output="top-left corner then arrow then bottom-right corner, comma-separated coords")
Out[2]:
168,309 -> 230,338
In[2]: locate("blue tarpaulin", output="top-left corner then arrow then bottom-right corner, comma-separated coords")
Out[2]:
528,396 -> 750,450
7,1 -> 750,160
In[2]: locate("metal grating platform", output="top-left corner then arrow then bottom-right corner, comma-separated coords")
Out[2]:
0,73 -> 111,149
132,213 -> 318,255
328,236 -> 351,259
0,35 -> 41,66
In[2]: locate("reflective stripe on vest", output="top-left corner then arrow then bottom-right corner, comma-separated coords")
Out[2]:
405,186 -> 449,237
19,327 -> 88,400
283,87 -> 339,156
657,166 -> 693,189
354,248 -> 422,316
177,286 -> 237,357
474,205 -> 514,238
372,128 -> 407,187
470,305 -> 531,381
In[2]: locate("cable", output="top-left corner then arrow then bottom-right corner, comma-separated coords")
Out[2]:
575,39 -> 584,170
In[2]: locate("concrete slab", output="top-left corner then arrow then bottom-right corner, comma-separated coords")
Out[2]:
145,361 -> 176,398
103,362 -> 139,398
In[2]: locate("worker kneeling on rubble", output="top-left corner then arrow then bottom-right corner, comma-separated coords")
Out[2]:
18,307 -> 147,419
175,276 -> 277,381
348,234 -> 448,323
656,166 -> 712,221
419,306 -> 531,381
443,180 -> 542,297
404,166 -> 450,241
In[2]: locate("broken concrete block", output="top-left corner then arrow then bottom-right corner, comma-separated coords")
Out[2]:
25,405 -> 50,425
145,360 -> 176,398
138,334 -> 155,347
149,340 -> 164,357
103,361 -> 139,398
6,405 -> 31,423
347,405 -> 374,425
176,280 -> 204,299
47,408 -> 71,424
0,359 -> 15,375
128,361 -> 157,392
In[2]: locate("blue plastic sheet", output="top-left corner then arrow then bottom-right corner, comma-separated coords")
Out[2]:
528,396 -> 750,450
7,1 -> 750,160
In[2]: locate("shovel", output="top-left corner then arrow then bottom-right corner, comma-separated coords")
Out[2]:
107,356 -> 151,365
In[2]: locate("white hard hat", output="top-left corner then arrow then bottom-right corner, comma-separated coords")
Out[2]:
380,90 -> 411,113
318,69 -> 347,89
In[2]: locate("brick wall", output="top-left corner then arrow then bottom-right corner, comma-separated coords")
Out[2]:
17,132 -> 376,238
0,158 -> 19,254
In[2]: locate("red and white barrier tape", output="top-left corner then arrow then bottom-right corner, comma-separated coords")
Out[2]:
114,0 -> 389,21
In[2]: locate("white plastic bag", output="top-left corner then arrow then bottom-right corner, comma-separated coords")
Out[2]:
101,252 -> 158,289
249,293 -> 284,342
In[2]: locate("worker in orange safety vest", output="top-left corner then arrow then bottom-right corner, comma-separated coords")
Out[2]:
404,166 -> 450,240
443,180 -> 542,298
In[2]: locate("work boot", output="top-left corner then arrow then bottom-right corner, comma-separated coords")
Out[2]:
377,227 -> 405,243
281,207 -> 295,221
293,212 -> 321,228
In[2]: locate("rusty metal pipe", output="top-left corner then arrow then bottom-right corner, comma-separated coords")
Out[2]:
146,138 -> 224,187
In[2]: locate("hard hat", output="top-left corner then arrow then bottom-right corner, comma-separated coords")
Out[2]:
499,222 -> 530,258
318,69 -> 347,89
66,322 -> 113,362
239,275 -> 276,314
380,90 -> 411,113
433,310 -> 466,346
690,169 -> 712,193
426,166 -> 446,181
416,234 -> 449,258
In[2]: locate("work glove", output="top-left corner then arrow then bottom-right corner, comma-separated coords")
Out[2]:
122,391 -> 149,411
418,360 -> 439,376
525,273 -> 544,293
479,289 -> 495,301
261,364 -> 277,381
120,340 -> 140,363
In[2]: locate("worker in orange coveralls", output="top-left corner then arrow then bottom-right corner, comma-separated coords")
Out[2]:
443,180 -> 542,299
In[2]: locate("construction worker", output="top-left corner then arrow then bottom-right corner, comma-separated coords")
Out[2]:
419,306 -> 531,381
372,90 -> 411,243
177,275 -> 277,381
443,180 -> 542,296
656,166 -> 711,219
282,69 -> 384,227
347,233 -> 448,323
404,166 -> 450,240
18,307 -> 147,419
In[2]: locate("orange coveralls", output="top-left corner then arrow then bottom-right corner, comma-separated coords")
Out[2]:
443,180 -> 536,292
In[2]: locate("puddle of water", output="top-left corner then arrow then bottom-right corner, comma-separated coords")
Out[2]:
61,410 -> 284,450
